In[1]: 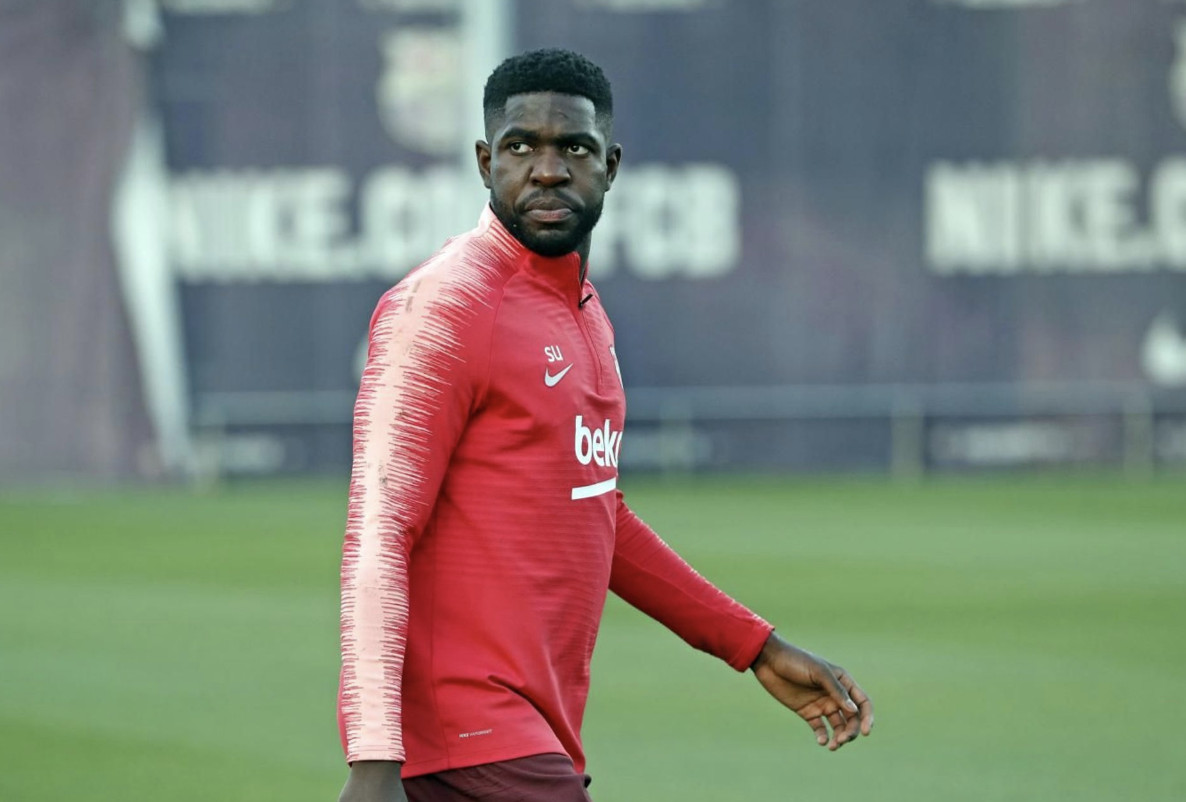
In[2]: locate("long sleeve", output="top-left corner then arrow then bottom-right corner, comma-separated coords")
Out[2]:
338,263 -> 496,764
609,491 -> 774,671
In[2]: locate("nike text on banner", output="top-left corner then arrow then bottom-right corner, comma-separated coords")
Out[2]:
570,476 -> 618,500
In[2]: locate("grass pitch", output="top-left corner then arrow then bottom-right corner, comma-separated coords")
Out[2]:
1,475 -> 1183,801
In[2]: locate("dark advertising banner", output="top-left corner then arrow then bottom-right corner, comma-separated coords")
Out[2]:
156,0 -> 1186,474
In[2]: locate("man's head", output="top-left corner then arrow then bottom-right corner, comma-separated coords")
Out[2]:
477,49 -> 622,259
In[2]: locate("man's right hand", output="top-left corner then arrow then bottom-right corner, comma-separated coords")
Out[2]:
338,760 -> 407,802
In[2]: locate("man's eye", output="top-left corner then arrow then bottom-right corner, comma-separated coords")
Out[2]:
568,144 -> 590,156
509,142 -> 532,154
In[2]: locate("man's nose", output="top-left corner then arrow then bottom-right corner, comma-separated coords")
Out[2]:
531,148 -> 570,185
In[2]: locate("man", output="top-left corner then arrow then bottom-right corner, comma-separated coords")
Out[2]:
338,48 -> 873,802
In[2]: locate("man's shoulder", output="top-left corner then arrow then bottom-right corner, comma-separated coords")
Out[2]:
371,227 -> 518,337
402,227 -> 519,300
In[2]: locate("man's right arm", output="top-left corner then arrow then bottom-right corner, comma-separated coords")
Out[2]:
337,271 -> 493,799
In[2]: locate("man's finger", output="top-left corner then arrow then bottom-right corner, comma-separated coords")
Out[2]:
806,715 -> 829,747
818,664 -> 858,715
825,709 -> 847,750
839,672 -> 875,736
831,709 -> 858,749
838,706 -> 861,745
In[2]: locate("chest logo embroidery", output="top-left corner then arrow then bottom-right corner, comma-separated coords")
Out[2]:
544,344 -> 571,387
544,364 -> 574,387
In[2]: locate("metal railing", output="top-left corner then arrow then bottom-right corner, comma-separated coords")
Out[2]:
190,381 -> 1186,476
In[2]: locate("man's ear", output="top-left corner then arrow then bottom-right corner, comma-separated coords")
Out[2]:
605,143 -> 623,189
475,140 -> 492,189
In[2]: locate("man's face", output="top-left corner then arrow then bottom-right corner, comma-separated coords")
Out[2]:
477,92 -> 621,258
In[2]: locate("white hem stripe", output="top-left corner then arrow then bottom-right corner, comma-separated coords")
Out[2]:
570,477 -> 617,500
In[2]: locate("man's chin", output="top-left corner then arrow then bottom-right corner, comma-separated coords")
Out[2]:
491,201 -> 598,257
518,228 -> 582,258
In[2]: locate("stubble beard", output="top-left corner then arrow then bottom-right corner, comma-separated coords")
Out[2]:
490,194 -> 604,258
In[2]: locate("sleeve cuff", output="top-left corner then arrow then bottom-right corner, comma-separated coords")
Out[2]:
727,619 -> 775,672
346,748 -> 406,765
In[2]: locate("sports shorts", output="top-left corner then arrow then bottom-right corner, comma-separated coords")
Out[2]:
403,753 -> 593,801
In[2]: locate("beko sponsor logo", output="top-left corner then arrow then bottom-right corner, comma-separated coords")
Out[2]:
570,416 -> 622,500
574,416 -> 623,469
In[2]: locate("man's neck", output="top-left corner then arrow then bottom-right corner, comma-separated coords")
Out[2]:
576,237 -> 591,283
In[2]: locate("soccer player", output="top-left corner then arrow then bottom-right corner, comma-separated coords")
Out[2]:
337,48 -> 873,802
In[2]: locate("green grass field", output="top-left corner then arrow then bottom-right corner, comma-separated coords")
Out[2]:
1,475 -> 1184,801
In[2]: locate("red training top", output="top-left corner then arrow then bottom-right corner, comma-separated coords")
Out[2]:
338,207 -> 773,778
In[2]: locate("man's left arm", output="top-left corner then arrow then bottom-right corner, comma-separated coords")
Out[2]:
609,493 -> 874,750
608,491 -> 772,670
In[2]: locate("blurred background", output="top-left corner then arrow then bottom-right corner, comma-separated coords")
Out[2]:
1,0 -> 1184,800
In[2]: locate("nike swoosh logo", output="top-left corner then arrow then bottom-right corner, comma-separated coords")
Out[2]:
544,364 -> 573,387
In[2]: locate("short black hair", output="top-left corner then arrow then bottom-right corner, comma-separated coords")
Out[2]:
482,48 -> 614,136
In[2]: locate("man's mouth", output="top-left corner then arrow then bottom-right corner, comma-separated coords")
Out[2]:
523,197 -> 577,224
525,208 -> 574,223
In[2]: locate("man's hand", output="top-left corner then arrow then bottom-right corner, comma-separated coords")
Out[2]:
338,760 -> 407,802
751,632 -> 874,751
